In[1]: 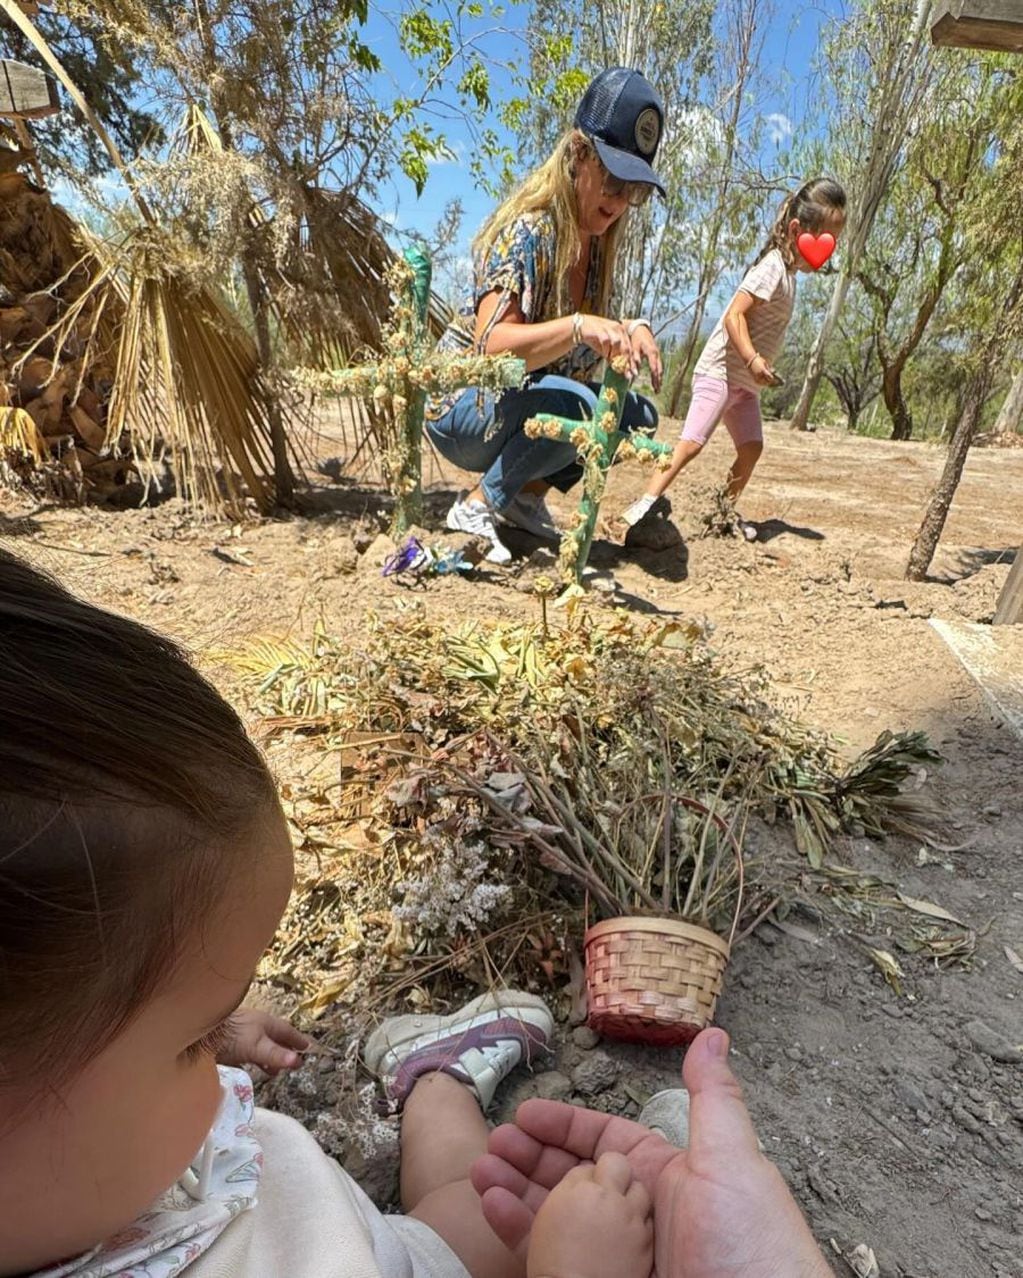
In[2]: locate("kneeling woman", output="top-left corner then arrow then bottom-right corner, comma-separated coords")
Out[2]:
425,67 -> 666,563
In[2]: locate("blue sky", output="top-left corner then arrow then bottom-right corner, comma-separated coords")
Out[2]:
372,0 -> 847,283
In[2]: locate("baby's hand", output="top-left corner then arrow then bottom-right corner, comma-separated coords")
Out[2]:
218,1007 -> 312,1074
527,1151 -> 653,1278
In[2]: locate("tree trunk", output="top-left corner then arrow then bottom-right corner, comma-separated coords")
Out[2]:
906,264 -> 1023,580
993,368 -> 1023,434
789,267 -> 853,431
886,365 -> 914,440
905,369 -> 991,578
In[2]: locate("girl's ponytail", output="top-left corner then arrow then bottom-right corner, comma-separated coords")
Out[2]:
754,177 -> 847,267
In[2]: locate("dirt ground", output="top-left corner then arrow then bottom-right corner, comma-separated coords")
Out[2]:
2,417 -> 1022,1278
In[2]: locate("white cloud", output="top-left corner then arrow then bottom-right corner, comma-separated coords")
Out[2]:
428,140 -> 466,168
764,112 -> 793,147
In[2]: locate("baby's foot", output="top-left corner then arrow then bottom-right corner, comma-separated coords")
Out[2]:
527,1151 -> 653,1278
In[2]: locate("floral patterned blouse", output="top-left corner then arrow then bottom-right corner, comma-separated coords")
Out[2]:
424,210 -> 603,421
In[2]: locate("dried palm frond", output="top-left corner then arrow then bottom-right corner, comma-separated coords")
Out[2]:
96,224 -> 283,513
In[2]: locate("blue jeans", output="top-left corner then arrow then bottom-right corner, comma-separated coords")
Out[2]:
425,375 -> 659,512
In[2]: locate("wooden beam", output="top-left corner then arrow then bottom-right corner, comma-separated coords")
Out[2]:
932,0 -> 1023,52
0,59 -> 59,119
993,540 -> 1023,624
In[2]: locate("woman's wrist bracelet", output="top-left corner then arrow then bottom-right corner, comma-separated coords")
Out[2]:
571,312 -> 584,346
745,352 -> 761,368
626,317 -> 652,338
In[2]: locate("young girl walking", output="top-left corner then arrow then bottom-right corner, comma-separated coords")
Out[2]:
622,177 -> 847,539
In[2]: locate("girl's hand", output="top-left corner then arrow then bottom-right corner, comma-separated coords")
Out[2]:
579,316 -> 638,379
626,322 -> 663,392
748,354 -> 776,388
217,1007 -> 312,1074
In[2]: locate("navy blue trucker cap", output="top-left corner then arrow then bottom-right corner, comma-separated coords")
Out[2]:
574,67 -> 665,196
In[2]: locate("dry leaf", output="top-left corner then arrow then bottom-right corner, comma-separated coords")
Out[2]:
770,916 -> 821,945
1005,945 -> 1023,976
844,1243 -> 880,1278
868,948 -> 904,995
896,892 -> 966,926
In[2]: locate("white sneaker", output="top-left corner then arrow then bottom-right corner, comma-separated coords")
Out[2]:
446,496 -> 512,564
364,990 -> 554,1110
500,490 -> 560,540
736,515 -> 758,542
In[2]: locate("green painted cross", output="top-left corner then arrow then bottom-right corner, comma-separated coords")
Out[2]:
525,362 -> 671,585
304,247 -> 524,536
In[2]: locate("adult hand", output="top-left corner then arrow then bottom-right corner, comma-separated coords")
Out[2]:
748,353 -> 776,388
472,1028 -> 833,1278
579,316 -> 638,380
216,1007 -> 312,1074
626,322 -> 663,392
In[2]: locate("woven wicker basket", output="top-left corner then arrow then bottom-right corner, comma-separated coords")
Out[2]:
584,916 -> 731,1046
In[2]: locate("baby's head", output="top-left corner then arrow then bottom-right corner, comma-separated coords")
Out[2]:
0,550 -> 293,1274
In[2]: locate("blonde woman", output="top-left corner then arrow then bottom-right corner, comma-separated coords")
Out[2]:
425,67 -> 666,563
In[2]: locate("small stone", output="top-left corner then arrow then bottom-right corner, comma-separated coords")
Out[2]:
785,1046 -> 803,1062
975,1207 -> 993,1221
352,527 -> 375,554
982,804 -> 1002,818
324,536 -> 359,576
894,1080 -> 928,1112
965,1020 -> 1022,1064
756,923 -> 781,947
952,1104 -> 983,1135
534,1071 -> 573,1101
361,532 -> 398,568
881,1003 -> 903,1018
572,1025 -> 601,1050
571,1051 -> 619,1097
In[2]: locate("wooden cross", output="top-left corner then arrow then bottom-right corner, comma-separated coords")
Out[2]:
301,247 -> 524,537
524,363 -> 671,586
931,0 -> 1023,623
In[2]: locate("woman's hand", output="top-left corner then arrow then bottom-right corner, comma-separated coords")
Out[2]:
626,322 -> 663,392
217,1007 -> 312,1074
579,315 -> 639,379
472,1029 -> 833,1278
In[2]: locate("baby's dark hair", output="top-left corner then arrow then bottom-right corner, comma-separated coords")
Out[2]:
0,550 -> 278,1090
756,177 -> 847,267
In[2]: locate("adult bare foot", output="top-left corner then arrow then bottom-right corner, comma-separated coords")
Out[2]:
526,1151 -> 652,1278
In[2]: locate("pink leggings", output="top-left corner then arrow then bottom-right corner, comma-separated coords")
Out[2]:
680,374 -> 763,448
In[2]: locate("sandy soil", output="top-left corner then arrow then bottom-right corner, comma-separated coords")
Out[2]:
2,417 -> 1022,1278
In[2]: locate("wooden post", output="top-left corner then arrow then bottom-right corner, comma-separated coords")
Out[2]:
931,1 -> 1023,52
0,59 -> 59,118
993,542 -> 1023,625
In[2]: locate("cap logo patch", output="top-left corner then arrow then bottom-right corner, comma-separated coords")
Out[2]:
634,108 -> 660,155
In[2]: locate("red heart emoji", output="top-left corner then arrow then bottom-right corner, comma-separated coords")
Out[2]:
796,232 -> 836,270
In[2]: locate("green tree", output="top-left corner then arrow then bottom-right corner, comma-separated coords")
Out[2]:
856,59 -> 1005,440
907,63 -> 1023,579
